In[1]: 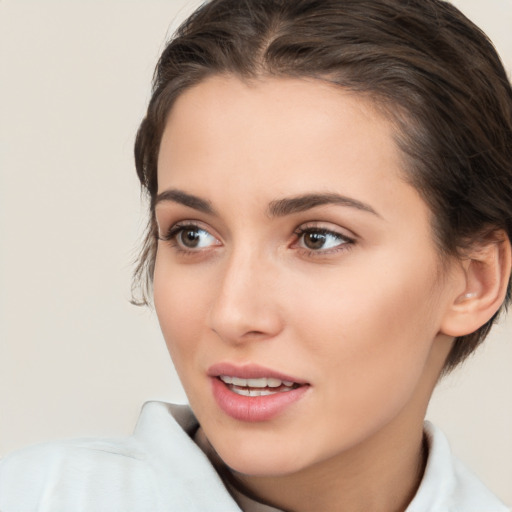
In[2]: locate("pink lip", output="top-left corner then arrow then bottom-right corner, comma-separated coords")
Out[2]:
208,362 -> 310,422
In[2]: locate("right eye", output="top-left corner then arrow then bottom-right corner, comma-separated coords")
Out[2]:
160,223 -> 220,252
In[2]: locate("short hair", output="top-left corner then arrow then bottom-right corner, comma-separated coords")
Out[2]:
133,0 -> 512,372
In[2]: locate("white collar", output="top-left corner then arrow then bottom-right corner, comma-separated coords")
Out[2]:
136,402 -> 509,512
406,421 -> 509,511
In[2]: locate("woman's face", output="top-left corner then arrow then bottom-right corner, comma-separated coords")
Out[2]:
153,76 -> 460,476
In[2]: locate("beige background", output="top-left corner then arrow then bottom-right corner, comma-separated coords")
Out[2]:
1,0 -> 511,504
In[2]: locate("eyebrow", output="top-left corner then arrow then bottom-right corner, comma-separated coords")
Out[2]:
153,189 -> 379,218
153,189 -> 215,215
267,193 -> 380,218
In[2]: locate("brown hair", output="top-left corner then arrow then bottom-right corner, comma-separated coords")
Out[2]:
133,0 -> 512,372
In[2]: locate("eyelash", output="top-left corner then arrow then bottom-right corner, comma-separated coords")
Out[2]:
292,226 -> 355,257
158,222 -> 217,256
158,222 -> 355,257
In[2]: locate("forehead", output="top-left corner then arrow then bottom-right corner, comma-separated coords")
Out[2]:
157,75 -> 404,192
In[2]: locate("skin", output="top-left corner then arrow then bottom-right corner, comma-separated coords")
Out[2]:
153,75 -> 467,512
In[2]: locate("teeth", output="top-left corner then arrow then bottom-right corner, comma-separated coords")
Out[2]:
266,378 -> 282,388
246,378 -> 269,388
219,375 -> 297,391
219,376 -> 295,388
231,387 -> 281,397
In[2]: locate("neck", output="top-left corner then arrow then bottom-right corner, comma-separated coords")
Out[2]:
232,414 -> 428,512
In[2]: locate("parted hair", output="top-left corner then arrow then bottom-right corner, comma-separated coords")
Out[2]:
133,0 -> 512,372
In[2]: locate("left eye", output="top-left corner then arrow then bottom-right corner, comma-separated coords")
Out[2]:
297,229 -> 349,251
174,226 -> 218,249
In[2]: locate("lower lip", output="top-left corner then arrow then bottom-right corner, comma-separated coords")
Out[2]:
211,377 -> 310,422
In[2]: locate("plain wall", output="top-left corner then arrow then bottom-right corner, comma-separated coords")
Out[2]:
1,0 -> 511,504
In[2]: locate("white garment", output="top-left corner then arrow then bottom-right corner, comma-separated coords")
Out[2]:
0,401 -> 509,512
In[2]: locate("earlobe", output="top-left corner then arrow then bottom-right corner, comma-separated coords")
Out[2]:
440,232 -> 512,337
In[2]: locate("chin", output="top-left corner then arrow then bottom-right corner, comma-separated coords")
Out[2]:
222,450 -> 303,477
209,430 -> 313,477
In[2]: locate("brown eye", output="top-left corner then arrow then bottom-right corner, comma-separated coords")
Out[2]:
161,224 -> 220,251
179,228 -> 202,248
297,228 -> 351,252
303,232 -> 328,250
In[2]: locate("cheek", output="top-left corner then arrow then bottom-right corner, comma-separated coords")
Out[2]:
288,253 -> 443,415
153,254 -> 211,371
292,261 -> 438,346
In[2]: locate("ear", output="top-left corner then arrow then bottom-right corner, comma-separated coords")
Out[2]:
440,232 -> 512,337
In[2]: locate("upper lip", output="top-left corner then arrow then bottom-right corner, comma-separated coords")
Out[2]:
207,362 -> 309,385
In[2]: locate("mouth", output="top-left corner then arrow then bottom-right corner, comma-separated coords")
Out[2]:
217,375 -> 302,396
208,363 -> 310,422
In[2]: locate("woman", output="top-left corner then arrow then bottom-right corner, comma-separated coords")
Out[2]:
1,0 -> 511,511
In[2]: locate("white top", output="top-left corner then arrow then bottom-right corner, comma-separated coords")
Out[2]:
0,401 -> 509,512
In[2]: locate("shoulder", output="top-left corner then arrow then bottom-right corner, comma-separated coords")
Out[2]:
0,434 -> 158,512
0,402 -> 241,512
407,421 -> 510,512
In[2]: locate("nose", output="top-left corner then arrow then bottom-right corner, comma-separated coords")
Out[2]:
207,248 -> 284,344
